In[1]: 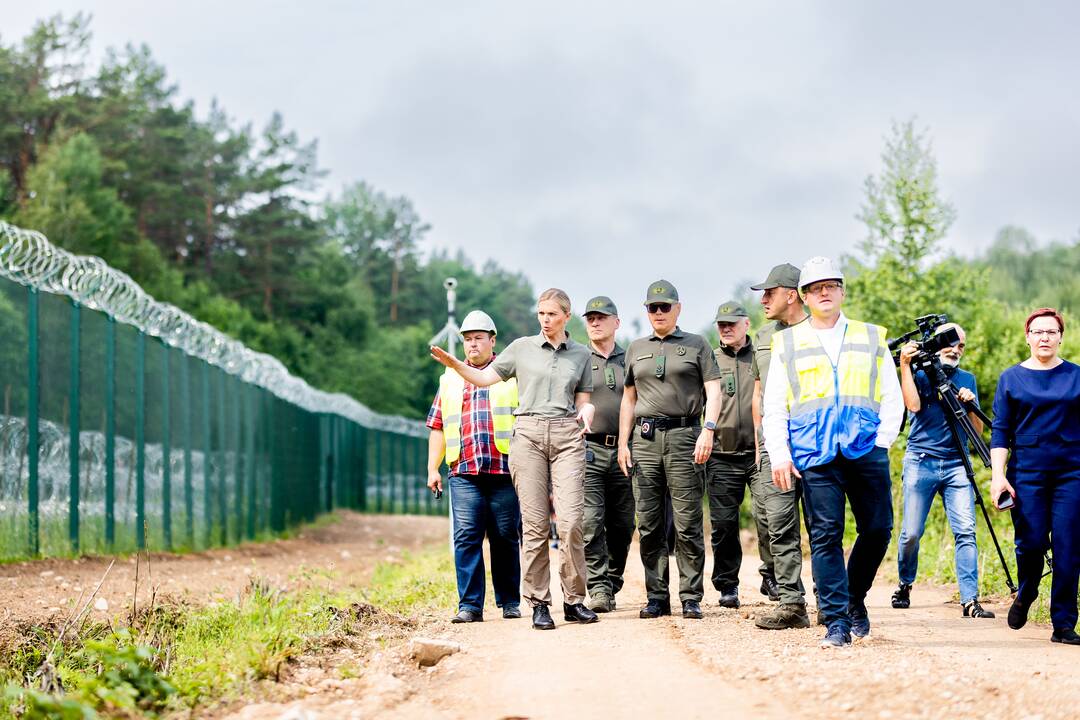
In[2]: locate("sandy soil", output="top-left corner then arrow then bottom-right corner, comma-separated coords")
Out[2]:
4,513 -> 1079,720
0,512 -> 448,628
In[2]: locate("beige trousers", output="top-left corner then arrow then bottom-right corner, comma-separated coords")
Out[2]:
509,416 -> 588,606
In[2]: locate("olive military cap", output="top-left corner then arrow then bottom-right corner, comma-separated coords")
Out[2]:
750,263 -> 801,291
583,296 -> 619,316
643,279 -> 679,305
715,301 -> 750,323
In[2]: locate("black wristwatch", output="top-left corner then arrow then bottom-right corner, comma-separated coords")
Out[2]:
704,420 -> 717,431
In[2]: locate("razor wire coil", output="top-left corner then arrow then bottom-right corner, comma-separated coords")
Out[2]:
0,221 -> 425,437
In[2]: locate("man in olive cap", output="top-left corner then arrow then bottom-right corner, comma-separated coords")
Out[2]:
750,263 -> 813,631
706,301 -> 774,609
581,296 -> 635,613
618,280 -> 723,620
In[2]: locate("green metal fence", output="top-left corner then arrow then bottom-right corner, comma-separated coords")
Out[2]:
0,221 -> 440,561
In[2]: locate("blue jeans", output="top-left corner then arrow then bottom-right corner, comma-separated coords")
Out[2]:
449,473 -> 521,613
801,446 -> 893,631
897,453 -> 979,603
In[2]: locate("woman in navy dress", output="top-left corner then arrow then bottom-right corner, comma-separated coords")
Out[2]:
991,307 -> 1080,645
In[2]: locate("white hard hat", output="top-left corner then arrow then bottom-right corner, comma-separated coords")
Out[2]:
798,256 -> 844,290
459,310 -> 497,336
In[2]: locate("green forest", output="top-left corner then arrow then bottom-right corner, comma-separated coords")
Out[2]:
2,15 -> 1077,420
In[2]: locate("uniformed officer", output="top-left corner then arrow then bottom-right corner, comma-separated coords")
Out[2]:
618,280 -> 723,620
706,301 -> 773,609
750,263 -> 813,630
581,296 -> 635,613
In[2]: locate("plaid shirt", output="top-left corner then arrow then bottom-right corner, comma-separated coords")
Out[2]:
426,357 -> 510,476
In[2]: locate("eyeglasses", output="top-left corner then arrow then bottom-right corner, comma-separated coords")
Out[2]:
1028,329 -> 1061,338
647,303 -> 673,314
803,281 -> 842,296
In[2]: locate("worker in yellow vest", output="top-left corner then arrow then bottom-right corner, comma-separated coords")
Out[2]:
762,257 -> 903,648
426,310 -> 521,623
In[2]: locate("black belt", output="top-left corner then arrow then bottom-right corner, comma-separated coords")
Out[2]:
585,433 -> 618,447
639,416 -> 699,431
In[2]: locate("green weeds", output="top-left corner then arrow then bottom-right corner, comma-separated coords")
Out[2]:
0,544 -> 454,718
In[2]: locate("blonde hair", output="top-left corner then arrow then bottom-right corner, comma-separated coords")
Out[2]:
537,288 -> 572,315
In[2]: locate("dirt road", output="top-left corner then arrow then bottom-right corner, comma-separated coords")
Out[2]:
5,513 -> 1080,719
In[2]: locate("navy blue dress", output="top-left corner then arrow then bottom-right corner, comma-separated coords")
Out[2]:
991,360 -> 1080,630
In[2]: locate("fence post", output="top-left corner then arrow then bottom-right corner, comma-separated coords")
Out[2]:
161,342 -> 171,551
374,430 -> 383,513
69,301 -> 81,552
105,317 -> 116,549
181,355 -> 193,547
216,368 -> 227,546
135,331 -> 146,550
246,382 -> 256,540
201,362 -> 212,546
27,286 -> 39,557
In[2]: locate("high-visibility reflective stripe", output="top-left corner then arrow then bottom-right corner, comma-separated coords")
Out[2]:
790,395 -> 882,415
492,406 -> 514,416
866,324 -> 881,403
444,413 -> 462,424
495,430 -> 513,440
792,346 -> 830,361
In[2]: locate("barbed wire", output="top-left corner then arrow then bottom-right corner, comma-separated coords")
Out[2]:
0,221 -> 425,437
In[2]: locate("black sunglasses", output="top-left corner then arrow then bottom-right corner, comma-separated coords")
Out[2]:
647,303 -> 673,314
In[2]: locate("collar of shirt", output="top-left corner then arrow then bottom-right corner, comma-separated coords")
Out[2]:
590,342 -> 624,360
718,338 -> 753,357
648,326 -> 687,342
530,333 -> 573,350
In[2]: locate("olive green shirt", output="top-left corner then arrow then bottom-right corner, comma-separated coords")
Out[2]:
492,333 -> 593,417
712,339 -> 755,455
624,327 -> 721,419
587,343 -> 625,435
751,316 -> 808,389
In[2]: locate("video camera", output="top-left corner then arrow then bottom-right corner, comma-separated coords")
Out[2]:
886,313 -> 961,369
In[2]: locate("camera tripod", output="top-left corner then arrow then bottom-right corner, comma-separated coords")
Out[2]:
920,359 -> 1027,594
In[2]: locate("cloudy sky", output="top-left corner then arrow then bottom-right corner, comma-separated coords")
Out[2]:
7,2 -> 1079,331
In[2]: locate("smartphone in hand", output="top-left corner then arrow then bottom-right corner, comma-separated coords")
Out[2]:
996,490 -> 1015,511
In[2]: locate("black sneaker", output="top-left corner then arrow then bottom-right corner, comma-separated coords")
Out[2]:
1007,596 -> 1033,630
962,600 -> 995,619
760,575 -> 780,602
532,603 -> 556,630
849,602 -> 870,638
639,599 -> 672,619
1051,628 -> 1080,645
891,583 -> 912,609
717,588 -> 740,608
682,600 -> 703,619
820,623 -> 852,648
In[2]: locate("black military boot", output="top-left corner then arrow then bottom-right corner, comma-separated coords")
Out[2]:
639,599 -> 672,619
759,575 -> 780,602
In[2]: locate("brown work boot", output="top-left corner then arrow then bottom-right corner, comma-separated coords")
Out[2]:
755,603 -> 812,630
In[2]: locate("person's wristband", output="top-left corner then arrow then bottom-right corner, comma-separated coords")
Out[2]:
704,420 -> 717,431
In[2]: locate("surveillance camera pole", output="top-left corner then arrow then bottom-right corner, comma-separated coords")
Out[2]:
428,277 -> 461,550
429,278 -> 460,359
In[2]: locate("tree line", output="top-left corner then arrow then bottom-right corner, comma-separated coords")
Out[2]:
0,15 -> 536,418
2,16 -> 1075,419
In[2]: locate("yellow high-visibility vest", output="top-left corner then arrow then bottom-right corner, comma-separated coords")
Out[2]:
439,368 -> 518,465
770,318 -> 888,470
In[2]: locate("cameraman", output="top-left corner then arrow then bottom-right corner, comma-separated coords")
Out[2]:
892,323 -> 995,618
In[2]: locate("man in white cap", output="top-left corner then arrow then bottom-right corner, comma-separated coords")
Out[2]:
762,257 -> 903,647
426,310 -> 522,623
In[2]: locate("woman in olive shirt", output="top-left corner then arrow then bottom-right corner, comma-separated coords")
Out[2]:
431,288 -> 597,630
